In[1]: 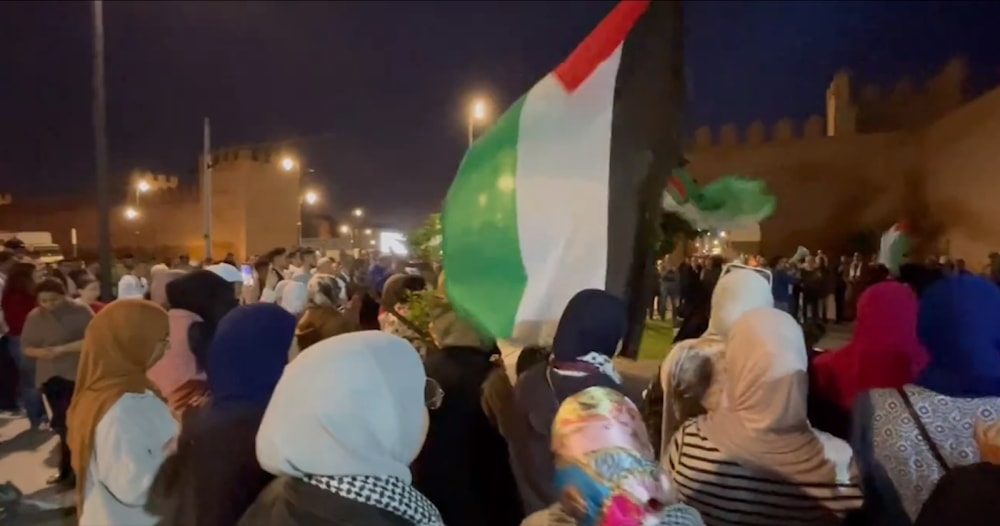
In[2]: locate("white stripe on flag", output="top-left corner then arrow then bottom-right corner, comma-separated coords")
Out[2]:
512,45 -> 623,342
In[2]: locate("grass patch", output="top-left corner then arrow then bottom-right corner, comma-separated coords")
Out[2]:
638,318 -> 674,361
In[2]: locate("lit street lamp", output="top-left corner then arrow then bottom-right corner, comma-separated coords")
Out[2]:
124,206 -> 139,220
468,98 -> 489,146
137,179 -> 151,193
304,190 -> 319,206
280,157 -> 295,172
363,228 -> 373,236
352,207 -> 364,218
339,224 -> 351,235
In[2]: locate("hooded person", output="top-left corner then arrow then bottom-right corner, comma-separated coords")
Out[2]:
67,300 -> 177,525
239,331 -> 444,526
163,270 -> 239,371
852,275 -> 1000,525
810,282 -> 928,438
656,267 -> 773,457
413,311 -> 523,526
295,273 -> 361,352
522,387 -> 704,526
148,304 -> 297,526
666,308 -> 863,524
511,289 -> 627,514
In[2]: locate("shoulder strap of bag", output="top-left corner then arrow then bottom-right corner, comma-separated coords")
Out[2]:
897,387 -> 950,472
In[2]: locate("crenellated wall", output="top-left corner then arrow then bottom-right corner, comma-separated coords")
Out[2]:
692,114 -> 827,149
0,146 -> 301,261
686,65 -> 1000,264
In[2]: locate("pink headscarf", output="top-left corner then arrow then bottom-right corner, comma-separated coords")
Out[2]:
812,281 -> 929,411
147,309 -> 206,398
150,269 -> 185,308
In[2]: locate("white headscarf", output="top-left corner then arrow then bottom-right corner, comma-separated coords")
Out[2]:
698,307 -> 854,484
659,268 -> 773,456
207,262 -> 243,283
275,279 -> 308,315
255,331 -> 428,481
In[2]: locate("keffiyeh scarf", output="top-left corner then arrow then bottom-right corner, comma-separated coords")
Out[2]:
305,474 -> 444,526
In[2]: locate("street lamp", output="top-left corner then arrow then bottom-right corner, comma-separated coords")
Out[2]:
136,180 -> 151,193
124,206 -> 139,220
363,228 -> 373,236
280,157 -> 295,172
352,207 -> 364,218
339,224 -> 351,235
468,98 -> 489,146
303,190 -> 319,206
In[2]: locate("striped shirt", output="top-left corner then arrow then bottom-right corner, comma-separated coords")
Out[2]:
666,421 -> 863,525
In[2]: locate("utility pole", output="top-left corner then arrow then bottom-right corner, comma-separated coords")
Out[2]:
92,0 -> 112,301
202,117 -> 213,261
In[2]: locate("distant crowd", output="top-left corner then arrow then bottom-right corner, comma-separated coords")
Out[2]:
1,237 -> 999,526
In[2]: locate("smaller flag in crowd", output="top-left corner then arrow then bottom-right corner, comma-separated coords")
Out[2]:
662,168 -> 776,230
879,221 -> 911,275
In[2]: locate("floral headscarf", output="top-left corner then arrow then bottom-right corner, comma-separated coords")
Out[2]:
552,387 -> 674,526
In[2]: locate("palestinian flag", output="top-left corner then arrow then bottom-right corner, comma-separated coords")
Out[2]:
878,221 -> 911,275
663,168 -> 776,230
442,1 -> 682,344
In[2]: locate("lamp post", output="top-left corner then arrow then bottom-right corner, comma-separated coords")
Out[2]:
468,98 -> 488,147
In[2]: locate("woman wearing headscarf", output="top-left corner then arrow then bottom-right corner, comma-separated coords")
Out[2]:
852,275 -> 1000,525
656,268 -> 773,458
413,311 -> 523,526
147,270 -> 237,417
511,289 -> 627,514
810,282 -> 928,439
148,304 -> 296,526
239,331 -> 444,526
295,273 -> 361,352
67,300 -> 176,525
522,387 -> 704,526
163,270 -> 238,370
666,308 -> 863,524
149,269 -> 185,309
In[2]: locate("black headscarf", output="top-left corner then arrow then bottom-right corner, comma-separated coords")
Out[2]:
166,270 -> 239,370
551,289 -> 627,363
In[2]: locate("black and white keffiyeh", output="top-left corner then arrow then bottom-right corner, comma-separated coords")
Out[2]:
304,474 -> 444,526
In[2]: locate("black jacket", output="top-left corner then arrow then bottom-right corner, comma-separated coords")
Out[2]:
148,406 -> 273,526
413,346 -> 523,526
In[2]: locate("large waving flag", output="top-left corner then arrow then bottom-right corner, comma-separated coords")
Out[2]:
443,1 -> 682,345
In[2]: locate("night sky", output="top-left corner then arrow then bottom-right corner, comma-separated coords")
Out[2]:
1,1 -> 998,228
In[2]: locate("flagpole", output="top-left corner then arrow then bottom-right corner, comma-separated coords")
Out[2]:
92,0 -> 113,301
620,1 -> 685,359
202,117 -> 213,261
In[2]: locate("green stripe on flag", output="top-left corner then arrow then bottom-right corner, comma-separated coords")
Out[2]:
443,96 -> 528,339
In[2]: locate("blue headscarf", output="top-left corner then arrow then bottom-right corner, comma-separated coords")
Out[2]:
916,275 -> 1000,397
207,304 -> 296,410
552,289 -> 627,364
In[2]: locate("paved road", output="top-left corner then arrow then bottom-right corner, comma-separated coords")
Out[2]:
0,414 -> 75,525
0,322 -> 853,525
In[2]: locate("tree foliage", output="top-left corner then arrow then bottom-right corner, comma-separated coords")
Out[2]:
408,213 -> 442,265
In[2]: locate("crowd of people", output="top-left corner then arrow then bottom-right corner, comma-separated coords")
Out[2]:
1,238 -> 999,526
